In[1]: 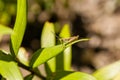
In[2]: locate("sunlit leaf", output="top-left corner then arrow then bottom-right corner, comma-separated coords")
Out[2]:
0,24 -> 13,35
30,37 -> 89,68
59,24 -> 71,38
47,71 -> 96,80
0,24 -> 12,42
41,22 -> 55,47
17,47 -> 29,66
10,0 -> 26,55
30,44 -> 65,68
93,60 -> 120,80
57,24 -> 71,71
41,22 -> 56,75
0,61 -> 23,80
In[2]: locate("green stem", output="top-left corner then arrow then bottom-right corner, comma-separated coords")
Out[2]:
17,61 -> 46,79
65,38 -> 89,48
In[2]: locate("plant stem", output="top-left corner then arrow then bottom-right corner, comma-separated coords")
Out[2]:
65,38 -> 89,48
18,62 -> 46,79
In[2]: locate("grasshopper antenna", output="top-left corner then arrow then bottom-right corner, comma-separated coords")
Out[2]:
51,31 -> 63,44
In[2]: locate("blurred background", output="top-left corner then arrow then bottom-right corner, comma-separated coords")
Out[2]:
1,0 -> 120,74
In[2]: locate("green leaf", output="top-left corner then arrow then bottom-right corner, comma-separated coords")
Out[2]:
41,22 -> 55,47
24,74 -> 33,80
17,47 -> 29,66
30,34 -> 88,68
30,36 -> 89,68
0,50 -> 14,61
93,60 -> 120,80
10,0 -> 26,55
57,24 -> 71,71
0,24 -> 13,35
59,24 -> 71,38
0,61 -> 23,80
41,22 -> 56,75
30,44 -> 65,68
47,71 -> 96,80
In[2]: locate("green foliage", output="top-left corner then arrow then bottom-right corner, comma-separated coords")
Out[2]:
41,22 -> 55,48
41,22 -> 56,75
0,50 -> 14,61
10,0 -> 26,55
0,24 -> 13,35
30,44 -> 65,68
0,61 -> 23,80
93,60 -> 120,80
1,0 -> 120,80
56,24 -> 72,71
47,71 -> 96,80
17,47 -> 29,66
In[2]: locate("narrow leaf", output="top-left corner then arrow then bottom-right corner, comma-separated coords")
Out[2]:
0,50 -> 14,61
30,44 -> 65,68
41,22 -> 56,75
24,74 -> 33,80
93,60 -> 120,80
57,24 -> 71,71
30,37 -> 89,68
17,47 -> 29,66
10,0 -> 26,55
59,24 -> 71,38
41,22 -> 55,48
0,24 -> 13,35
0,61 -> 23,80
47,71 -> 96,80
